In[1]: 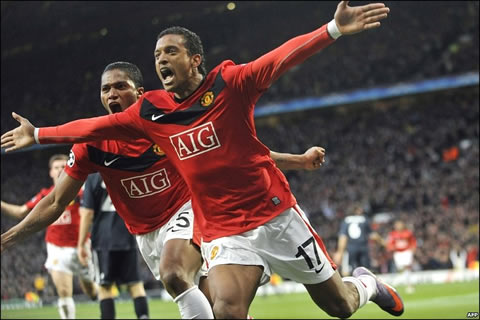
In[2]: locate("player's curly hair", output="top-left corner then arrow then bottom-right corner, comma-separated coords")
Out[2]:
102,62 -> 144,88
157,26 -> 207,76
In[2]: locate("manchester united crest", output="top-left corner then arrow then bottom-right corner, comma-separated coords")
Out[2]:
200,91 -> 214,107
152,144 -> 165,156
210,245 -> 219,260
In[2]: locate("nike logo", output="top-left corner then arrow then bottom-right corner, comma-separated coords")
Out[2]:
151,113 -> 165,121
104,157 -> 121,166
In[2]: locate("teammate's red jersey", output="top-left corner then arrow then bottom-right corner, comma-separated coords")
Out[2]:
26,186 -> 82,247
38,24 -> 335,241
64,139 -> 191,235
386,230 -> 417,252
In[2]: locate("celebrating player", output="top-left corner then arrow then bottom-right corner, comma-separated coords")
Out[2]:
1,154 -> 97,319
1,1 -> 403,318
1,61 -> 325,318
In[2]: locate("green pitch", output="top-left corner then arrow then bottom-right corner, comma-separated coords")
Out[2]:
2,281 -> 478,319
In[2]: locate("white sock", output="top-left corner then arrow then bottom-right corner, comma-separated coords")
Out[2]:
173,285 -> 214,319
343,276 -> 375,308
58,299 -> 67,319
58,297 -> 75,319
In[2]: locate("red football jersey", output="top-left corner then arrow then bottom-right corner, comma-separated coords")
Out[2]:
387,230 -> 417,252
38,24 -> 335,241
64,139 -> 191,235
26,186 -> 82,247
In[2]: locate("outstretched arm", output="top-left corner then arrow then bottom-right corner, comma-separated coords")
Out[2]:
1,201 -> 31,220
1,107 -> 145,152
1,172 -> 84,252
247,1 -> 390,90
271,146 -> 325,171
1,112 -> 36,153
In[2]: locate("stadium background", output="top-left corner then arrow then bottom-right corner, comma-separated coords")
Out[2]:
1,0 -> 478,317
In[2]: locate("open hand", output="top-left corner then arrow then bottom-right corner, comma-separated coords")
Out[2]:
1,112 -> 36,152
334,1 -> 390,35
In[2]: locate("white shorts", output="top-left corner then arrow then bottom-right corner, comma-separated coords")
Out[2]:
393,249 -> 414,271
201,205 -> 336,286
44,240 -> 94,281
136,200 -> 206,282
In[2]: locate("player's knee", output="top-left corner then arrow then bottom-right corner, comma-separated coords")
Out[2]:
159,266 -> 190,296
212,298 -> 247,319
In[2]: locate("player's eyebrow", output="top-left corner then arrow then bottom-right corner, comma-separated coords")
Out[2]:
101,81 -> 129,90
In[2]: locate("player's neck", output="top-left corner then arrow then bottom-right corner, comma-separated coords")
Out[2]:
173,73 -> 204,101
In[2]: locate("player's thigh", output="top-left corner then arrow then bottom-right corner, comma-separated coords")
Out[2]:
160,239 -> 202,276
359,249 -> 371,269
207,264 -> 263,316
136,200 -> 195,280
49,270 -> 73,297
259,205 -> 336,285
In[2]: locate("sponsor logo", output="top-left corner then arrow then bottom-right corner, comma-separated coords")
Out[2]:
200,91 -> 214,107
67,150 -> 75,167
210,246 -> 219,260
152,144 -> 165,156
104,157 -> 121,166
170,122 -> 221,160
120,168 -> 171,198
151,113 -> 165,121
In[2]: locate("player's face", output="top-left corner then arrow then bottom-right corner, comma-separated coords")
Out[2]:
49,159 -> 66,185
100,70 -> 143,114
154,34 -> 201,94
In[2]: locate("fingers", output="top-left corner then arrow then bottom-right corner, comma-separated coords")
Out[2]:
1,132 -> 14,148
361,3 -> 386,12
339,1 -> 349,8
12,112 -> 23,123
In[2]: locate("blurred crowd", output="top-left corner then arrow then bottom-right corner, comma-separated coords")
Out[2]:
1,1 -> 479,300
256,86 -> 479,276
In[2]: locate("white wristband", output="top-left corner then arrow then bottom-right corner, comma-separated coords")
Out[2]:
327,19 -> 342,40
34,128 -> 40,144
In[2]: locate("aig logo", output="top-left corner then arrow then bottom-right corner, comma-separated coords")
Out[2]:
170,122 -> 221,160
120,168 -> 171,198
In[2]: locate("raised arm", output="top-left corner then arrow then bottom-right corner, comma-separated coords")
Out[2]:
1,172 -> 84,252
247,1 -> 389,90
270,146 -> 325,171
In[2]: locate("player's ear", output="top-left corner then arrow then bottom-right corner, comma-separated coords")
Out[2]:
137,87 -> 145,97
192,54 -> 202,71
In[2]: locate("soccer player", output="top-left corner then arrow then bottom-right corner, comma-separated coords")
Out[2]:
333,204 -> 381,276
1,61 -> 325,318
1,2 -> 404,318
77,172 -> 149,319
1,154 -> 97,319
385,219 -> 417,293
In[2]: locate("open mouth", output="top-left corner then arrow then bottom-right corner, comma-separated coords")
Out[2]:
109,103 -> 122,114
160,67 -> 174,85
